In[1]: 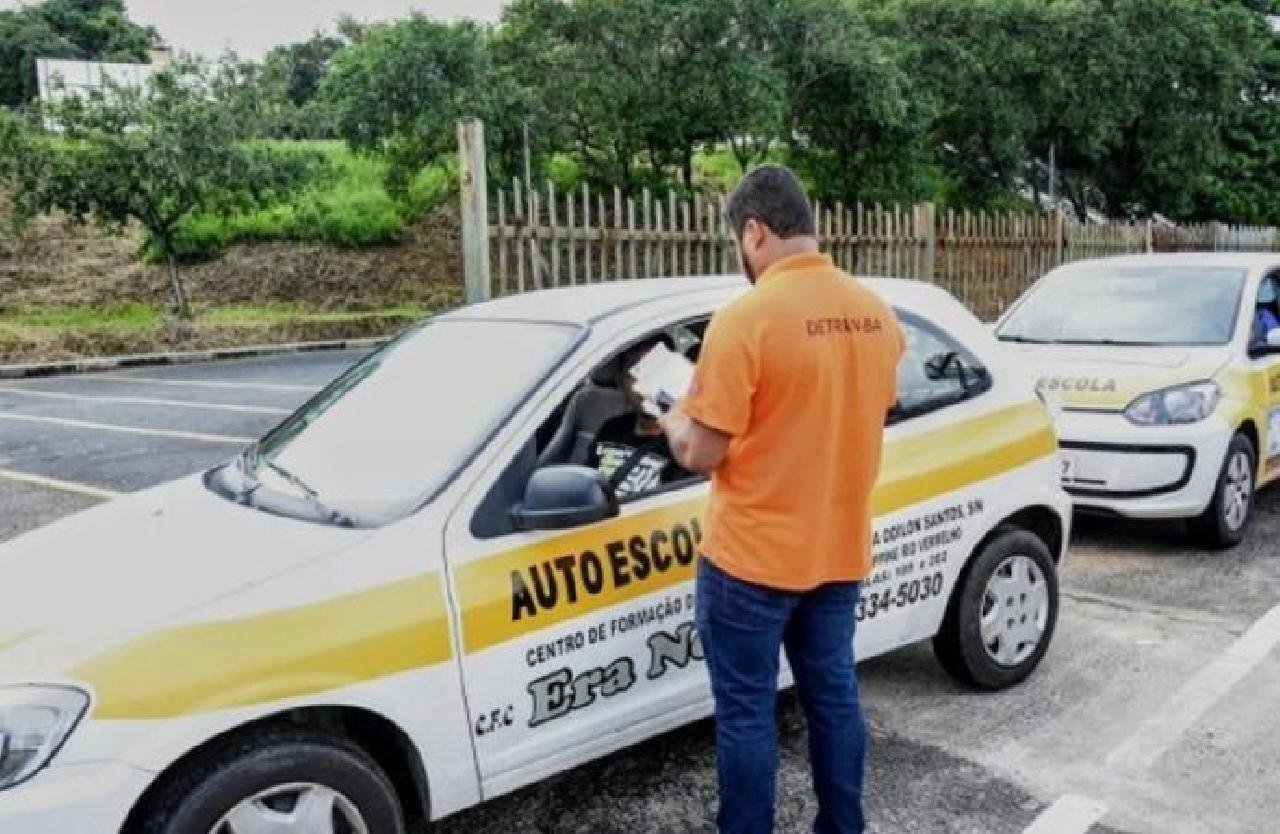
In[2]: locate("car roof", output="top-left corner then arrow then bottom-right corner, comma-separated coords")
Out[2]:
1054,252 -> 1280,273
444,273 -> 964,327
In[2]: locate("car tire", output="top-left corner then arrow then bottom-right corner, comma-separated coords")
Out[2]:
138,727 -> 406,834
932,527 -> 1059,691
1190,432 -> 1256,550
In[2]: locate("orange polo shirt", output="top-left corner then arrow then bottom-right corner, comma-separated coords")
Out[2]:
680,252 -> 903,590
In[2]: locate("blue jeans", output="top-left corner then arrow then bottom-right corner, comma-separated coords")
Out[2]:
695,557 -> 866,834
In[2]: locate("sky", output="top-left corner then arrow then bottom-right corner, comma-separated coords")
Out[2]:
0,1 -> 507,59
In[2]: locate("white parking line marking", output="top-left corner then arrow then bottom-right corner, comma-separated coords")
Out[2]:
0,467 -> 120,499
72,375 -> 319,393
0,386 -> 290,415
1022,795 -> 1108,834
1104,601 -> 1280,772
0,412 -> 254,445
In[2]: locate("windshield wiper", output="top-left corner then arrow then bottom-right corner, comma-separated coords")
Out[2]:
239,440 -> 261,477
997,334 -> 1053,344
1052,338 -> 1164,346
261,458 -> 320,501
238,443 -> 354,527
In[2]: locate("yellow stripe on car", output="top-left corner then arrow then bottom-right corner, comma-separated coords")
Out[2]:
75,573 -> 453,720
72,403 -> 1055,719
872,401 -> 1057,515
1217,366 -> 1278,483
459,402 -> 1057,654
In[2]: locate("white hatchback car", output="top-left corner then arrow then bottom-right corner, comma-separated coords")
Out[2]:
0,276 -> 1069,834
997,253 -> 1280,547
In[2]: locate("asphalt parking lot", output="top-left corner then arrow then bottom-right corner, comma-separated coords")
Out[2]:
1,350 -> 1277,833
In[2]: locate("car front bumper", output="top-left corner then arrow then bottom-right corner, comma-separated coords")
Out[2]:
1055,409 -> 1229,519
0,759 -> 151,834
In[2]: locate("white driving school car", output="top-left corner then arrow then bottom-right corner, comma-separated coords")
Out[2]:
0,275 -> 1069,834
997,253 -> 1280,548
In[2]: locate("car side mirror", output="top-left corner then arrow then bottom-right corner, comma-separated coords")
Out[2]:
924,351 -> 990,392
511,465 -> 619,532
1249,328 -> 1280,358
924,351 -> 961,381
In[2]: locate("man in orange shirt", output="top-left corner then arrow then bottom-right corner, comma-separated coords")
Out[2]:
660,165 -> 903,834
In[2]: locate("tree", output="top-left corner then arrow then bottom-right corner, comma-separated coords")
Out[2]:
262,31 -> 346,108
867,0 -> 1274,219
1060,0 -> 1263,219
0,0 -> 156,106
1176,1 -> 1280,224
0,59 -> 314,318
866,0 -> 1070,209
499,0 -> 789,191
322,15 -> 496,193
777,0 -> 930,204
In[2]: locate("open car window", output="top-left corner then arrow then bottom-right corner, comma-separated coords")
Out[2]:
1251,273 -> 1280,346
472,320 -> 708,539
890,311 -> 991,425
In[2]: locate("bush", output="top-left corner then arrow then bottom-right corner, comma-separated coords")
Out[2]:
696,148 -> 744,192
546,154 -> 585,193
156,212 -> 233,261
405,158 -> 457,215
154,141 -> 457,257
299,185 -> 405,247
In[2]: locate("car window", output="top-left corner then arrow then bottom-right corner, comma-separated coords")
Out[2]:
891,312 -> 991,424
249,318 -> 581,525
1251,273 -> 1280,346
997,265 -> 1246,346
472,321 -> 708,539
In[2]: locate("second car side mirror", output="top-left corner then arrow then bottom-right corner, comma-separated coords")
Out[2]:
511,465 -> 619,532
1249,328 -> 1280,358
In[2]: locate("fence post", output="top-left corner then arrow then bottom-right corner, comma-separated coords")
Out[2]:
916,202 -> 936,282
458,118 -> 491,304
1145,218 -> 1154,253
1052,208 -> 1065,266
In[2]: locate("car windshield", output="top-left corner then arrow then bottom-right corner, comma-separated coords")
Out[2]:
248,318 -> 580,524
997,266 -> 1246,346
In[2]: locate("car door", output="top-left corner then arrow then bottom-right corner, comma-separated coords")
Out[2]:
1249,270 -> 1280,483
856,307 -> 1047,659
441,321 -> 713,798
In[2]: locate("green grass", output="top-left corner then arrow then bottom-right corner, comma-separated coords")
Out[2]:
196,302 -> 427,326
0,303 -> 161,330
0,302 -> 426,333
160,142 -> 457,260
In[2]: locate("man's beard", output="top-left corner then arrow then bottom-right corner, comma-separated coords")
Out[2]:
738,241 -> 757,284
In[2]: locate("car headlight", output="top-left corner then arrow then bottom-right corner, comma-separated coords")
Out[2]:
1124,381 -> 1221,426
0,686 -> 89,790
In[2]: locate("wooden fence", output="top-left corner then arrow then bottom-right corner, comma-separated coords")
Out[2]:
459,122 -> 1280,320
487,179 -> 1069,320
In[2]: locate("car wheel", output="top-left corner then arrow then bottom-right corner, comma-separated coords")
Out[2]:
932,527 -> 1058,691
1191,432 -> 1256,550
139,728 -> 406,834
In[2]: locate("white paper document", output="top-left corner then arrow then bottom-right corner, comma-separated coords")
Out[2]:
628,343 -> 695,416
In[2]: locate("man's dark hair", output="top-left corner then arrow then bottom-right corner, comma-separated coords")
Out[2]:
725,164 -> 815,240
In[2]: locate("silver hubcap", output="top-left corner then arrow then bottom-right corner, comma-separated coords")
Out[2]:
212,783 -> 368,834
980,555 -> 1049,667
1223,450 -> 1253,532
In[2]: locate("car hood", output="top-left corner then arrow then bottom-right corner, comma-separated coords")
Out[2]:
1001,343 -> 1230,410
0,474 -> 369,684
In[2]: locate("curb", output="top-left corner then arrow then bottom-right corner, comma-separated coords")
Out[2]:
0,337 -> 391,380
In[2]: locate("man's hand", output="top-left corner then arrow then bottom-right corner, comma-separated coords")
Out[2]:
659,405 -> 731,476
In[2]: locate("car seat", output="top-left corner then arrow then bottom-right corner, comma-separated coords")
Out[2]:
535,328 -> 702,470
535,357 -> 631,468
